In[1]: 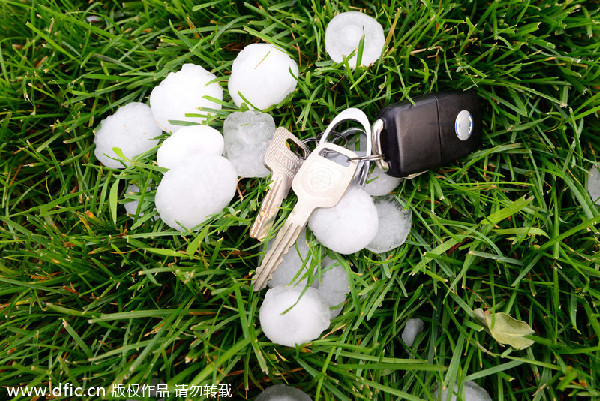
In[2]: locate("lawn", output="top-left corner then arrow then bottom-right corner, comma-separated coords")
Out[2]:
1,0 -> 599,400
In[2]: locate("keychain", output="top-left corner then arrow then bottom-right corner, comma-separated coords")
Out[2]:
316,90 -> 482,179
251,90 -> 482,290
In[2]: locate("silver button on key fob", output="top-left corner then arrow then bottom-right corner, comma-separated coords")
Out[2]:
373,90 -> 482,178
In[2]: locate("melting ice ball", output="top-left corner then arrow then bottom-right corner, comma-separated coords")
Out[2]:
124,184 -> 142,216
223,111 -> 276,178
364,166 -> 402,196
94,102 -> 162,169
308,187 -> 378,255
588,165 -> 600,205
124,182 -> 158,220
228,43 -> 298,110
150,64 -> 223,133
155,155 -> 237,231
267,229 -> 315,288
124,184 -> 149,217
401,318 -> 424,347
157,125 -> 224,170
366,196 -> 412,253
256,384 -> 312,401
317,259 -> 350,318
325,11 -> 385,68
434,381 -> 493,401
259,286 -> 331,347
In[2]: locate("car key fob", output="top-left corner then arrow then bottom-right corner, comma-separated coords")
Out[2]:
372,90 -> 482,178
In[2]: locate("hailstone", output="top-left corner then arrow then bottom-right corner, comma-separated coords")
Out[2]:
401,318 -> 424,347
366,196 -> 412,253
434,381 -> 493,401
364,166 -> 402,196
157,125 -> 224,170
308,187 -> 378,255
317,259 -> 350,318
228,43 -> 298,110
325,11 -> 385,68
256,384 -> 312,401
223,111 -> 276,177
150,64 -> 223,133
155,155 -> 237,231
124,184 -> 146,217
267,229 -> 315,288
93,102 -> 162,168
259,286 -> 331,347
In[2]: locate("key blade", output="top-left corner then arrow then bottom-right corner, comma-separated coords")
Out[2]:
253,221 -> 303,291
250,176 -> 290,240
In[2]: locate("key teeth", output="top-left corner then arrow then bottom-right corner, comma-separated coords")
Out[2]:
250,213 -> 272,241
250,176 -> 289,241
252,223 -> 302,291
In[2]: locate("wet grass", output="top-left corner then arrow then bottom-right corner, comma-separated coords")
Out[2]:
0,0 -> 599,399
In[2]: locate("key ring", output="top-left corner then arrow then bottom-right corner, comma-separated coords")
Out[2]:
325,128 -> 384,161
319,108 -> 375,185
332,127 -> 384,162
302,130 -> 347,150
371,118 -> 388,171
348,154 -> 383,162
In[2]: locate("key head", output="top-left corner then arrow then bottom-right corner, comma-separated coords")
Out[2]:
263,127 -> 310,179
374,90 -> 482,177
292,143 -> 359,209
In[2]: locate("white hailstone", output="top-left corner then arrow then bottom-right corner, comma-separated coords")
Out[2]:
157,125 -> 224,170
155,155 -> 237,231
256,384 -> 312,401
588,165 -> 600,205
364,166 -> 402,196
267,229 -> 315,288
401,318 -> 424,347
93,102 -> 162,169
124,183 -> 157,220
435,381 -> 493,401
325,11 -> 385,69
223,111 -> 276,178
86,15 -> 101,23
366,196 -> 412,253
317,259 -> 350,318
308,187 -> 378,255
150,64 -> 223,133
228,43 -> 298,110
124,184 -> 143,216
124,184 -> 141,215
259,286 -> 331,347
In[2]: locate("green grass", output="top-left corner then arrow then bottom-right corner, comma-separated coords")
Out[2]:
1,0 -> 599,400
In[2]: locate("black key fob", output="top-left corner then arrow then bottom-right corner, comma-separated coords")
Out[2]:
372,91 -> 482,178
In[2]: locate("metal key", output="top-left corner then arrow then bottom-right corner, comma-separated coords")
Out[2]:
250,127 -> 310,241
253,143 -> 359,291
